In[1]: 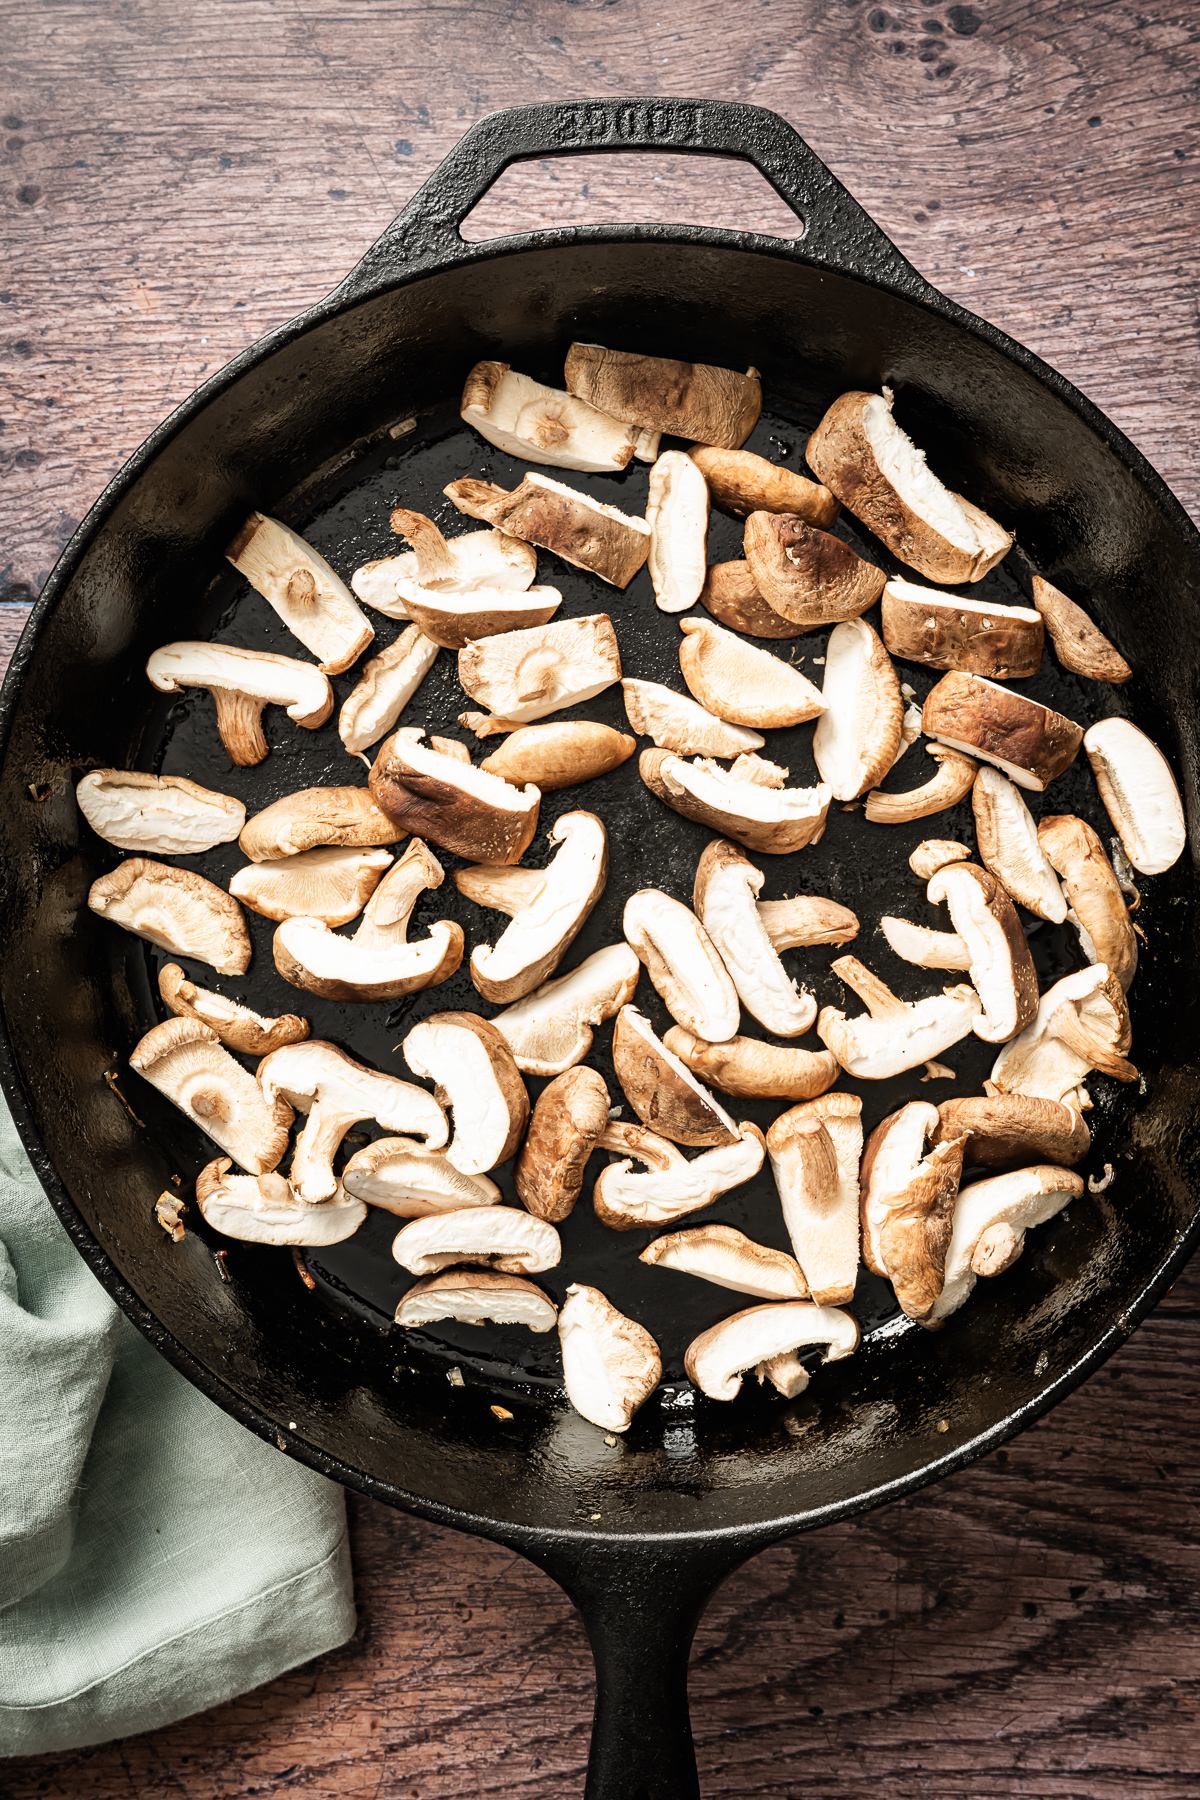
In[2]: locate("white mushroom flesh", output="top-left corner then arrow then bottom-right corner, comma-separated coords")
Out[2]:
88,858 -> 251,976
640,1223 -> 809,1301
1084,716 -> 1187,876
146,641 -> 333,726
341,1139 -> 501,1216
621,678 -> 765,757
458,613 -> 622,724
76,771 -> 245,855
130,1020 -> 291,1176
862,390 -> 993,558
622,889 -> 740,1043
338,626 -> 440,755
403,1015 -> 528,1175
818,958 -> 982,1079
987,963 -> 1131,1106
391,1207 -> 561,1276
811,617 -> 903,801
558,1283 -> 661,1432
685,1301 -> 859,1401
880,917 -> 972,970
594,1125 -> 765,1230
230,844 -> 393,926
646,449 -> 710,613
490,943 -> 641,1075
470,811 -> 608,999
657,755 -> 832,845
462,364 -> 646,472
696,846 -> 818,1037
352,529 -> 537,616
226,512 -> 373,674
973,766 -> 1067,922
396,1269 -> 558,1332
196,1161 -> 366,1246
929,1166 -> 1085,1323
766,1107 -> 862,1306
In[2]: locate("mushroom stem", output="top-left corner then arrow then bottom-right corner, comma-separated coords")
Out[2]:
211,688 -> 269,766
389,508 -> 457,583
829,955 -> 909,1021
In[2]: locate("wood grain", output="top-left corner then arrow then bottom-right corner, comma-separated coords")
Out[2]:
2,0 -> 1199,1792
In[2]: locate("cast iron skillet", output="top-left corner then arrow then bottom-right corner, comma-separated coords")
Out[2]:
2,97 -> 1199,1798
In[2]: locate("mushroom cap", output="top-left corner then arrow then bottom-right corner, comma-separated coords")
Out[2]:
743,511 -> 885,626
972,765 -> 1067,922
238,787 -> 404,862
195,1158 -> 367,1246
880,917 -> 972,971
1036,813 -> 1137,990
698,561 -> 803,639
337,625 -> 441,756
922,671 -> 1083,792
490,943 -> 641,1076
812,617 -> 904,801
467,810 -> 609,1004
765,1102 -> 861,1305
865,742 -> 979,825
909,839 -> 972,881
684,1302 -> 860,1402
460,361 -> 644,473
611,1005 -> 741,1148
933,1095 -> 1091,1169
987,963 -> 1136,1105
691,446 -> 839,527
925,861 -> 1039,1044
392,1207 -> 561,1276
457,612 -> 623,725
396,581 -> 563,650
514,1066 -> 611,1222
402,1011 -> 530,1175
445,473 -> 650,589
928,1164 -> 1086,1324
622,888 -> 741,1043
1083,716 -> 1186,876
130,1018 -> 293,1175
369,727 -> 540,866
593,1122 -> 765,1231
258,1038 -> 448,1144
341,1138 -> 502,1216
859,1101 -> 966,1319
395,1267 -> 558,1332
693,839 -> 817,1038
1031,575 -> 1131,684
880,578 -> 1043,679
479,721 -> 635,791
158,964 -> 309,1056
678,617 -> 826,728
564,343 -> 761,449
817,956 -> 982,1079
646,449 -> 711,614
88,857 -> 252,976
639,749 -> 831,856
641,1223 -> 809,1301
76,770 -> 246,856
558,1282 -> 662,1432
620,677 -> 765,758
663,1026 -> 840,1102
225,511 -> 374,674
805,389 -> 1012,584
230,844 -> 394,926
145,640 -> 334,725
273,837 -> 464,1003
754,895 -> 860,950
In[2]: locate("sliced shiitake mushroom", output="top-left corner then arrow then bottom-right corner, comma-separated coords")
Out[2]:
445,474 -> 650,588
341,1139 -> 501,1217
641,1223 -> 809,1301
479,721 -> 635,790
743,512 -> 885,628
693,839 -> 817,1038
620,677 -> 765,758
1032,575 -> 1131,685
461,360 -> 652,472
663,1027 -> 840,1102
812,617 -> 904,801
514,1066 -> 611,1223
369,726 -> 540,866
987,964 -> 1136,1108
226,511 -> 374,674
817,955 -> 981,1079
623,888 -> 740,1043
238,786 -> 403,862
489,943 -> 641,1077
130,1018 -> 293,1175
698,561 -> 803,639
678,617 -> 825,729
458,613 -> 623,726
146,642 -> 334,767
230,844 -> 393,927
646,449 -> 710,614
639,749 -> 831,857
690,445 -> 839,527
927,1165 -> 1086,1325
458,810 -> 608,1004
685,1302 -> 859,1401
558,1283 -> 662,1432
932,1094 -> 1091,1170
880,578 -> 1043,679
196,1159 -> 367,1246
922,671 -> 1083,793
88,858 -> 251,976
972,765 -> 1066,922
402,1012 -> 530,1175
392,1207 -> 561,1276
76,770 -> 245,855
395,1268 -> 558,1332
564,343 -> 761,449
592,1119 -> 765,1231
611,1005 -> 740,1147
1036,814 -> 1137,991
1083,716 -> 1186,876
860,1101 -> 967,1321
158,965 -> 309,1056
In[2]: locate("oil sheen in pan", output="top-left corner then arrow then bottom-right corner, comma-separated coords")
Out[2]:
122,389 -> 1148,1388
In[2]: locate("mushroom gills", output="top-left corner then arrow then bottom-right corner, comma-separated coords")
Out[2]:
75,770 -> 246,855
620,677 -> 765,758
88,858 -> 252,977
641,1224 -> 809,1301
130,1019 -> 293,1176
158,965 -> 309,1056
489,943 -> 641,1076
230,844 -> 394,926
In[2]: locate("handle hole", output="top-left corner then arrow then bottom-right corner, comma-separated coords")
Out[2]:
459,151 -> 805,244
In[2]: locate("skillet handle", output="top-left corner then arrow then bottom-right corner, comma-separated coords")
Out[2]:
333,96 -> 932,302
527,1534 -> 751,1800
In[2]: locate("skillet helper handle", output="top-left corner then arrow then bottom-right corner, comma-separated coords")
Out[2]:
529,1536 -> 750,1800
335,95 -> 932,301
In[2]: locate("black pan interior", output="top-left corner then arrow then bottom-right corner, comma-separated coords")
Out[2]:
2,238 -> 1198,1540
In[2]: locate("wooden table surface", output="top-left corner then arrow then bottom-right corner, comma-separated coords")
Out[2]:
4,1 -> 1200,1794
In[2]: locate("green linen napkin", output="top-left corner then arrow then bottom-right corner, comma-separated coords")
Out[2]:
0,1101 -> 357,1755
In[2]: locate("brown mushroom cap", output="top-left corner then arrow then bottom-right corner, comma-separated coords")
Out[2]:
514,1066 -> 611,1223
805,389 -> 1013,585
909,839 -> 972,881
865,742 -> 979,825
402,1011 -> 530,1175
564,343 -> 761,449
369,727 -> 540,866
1036,814 -> 1137,990
925,861 -> 1039,1044
479,721 -> 635,790
395,1268 -> 558,1332
663,1027 -> 840,1102
678,617 -> 826,728
641,1223 -> 809,1301
238,787 -> 404,862
592,1121 -> 765,1231
611,1004 -> 740,1147
75,770 -> 246,856
88,858 -> 252,976
859,1101 -> 967,1319
812,617 -> 904,801
972,765 -> 1067,923
690,445 -> 839,527
880,578 -> 1044,679
396,582 -> 563,650
489,943 -> 641,1076
130,1018 -> 293,1176
932,1095 -> 1091,1169
558,1282 -> 662,1432
922,671 -> 1083,792
1032,575 -> 1131,684
158,964 -> 309,1056
698,561 -> 804,639
743,512 -> 885,628
457,613 -> 623,726
639,749 -> 831,856
621,677 -> 765,758
444,473 -> 650,589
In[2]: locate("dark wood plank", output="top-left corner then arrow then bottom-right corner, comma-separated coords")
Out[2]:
2,0 -> 1199,1792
